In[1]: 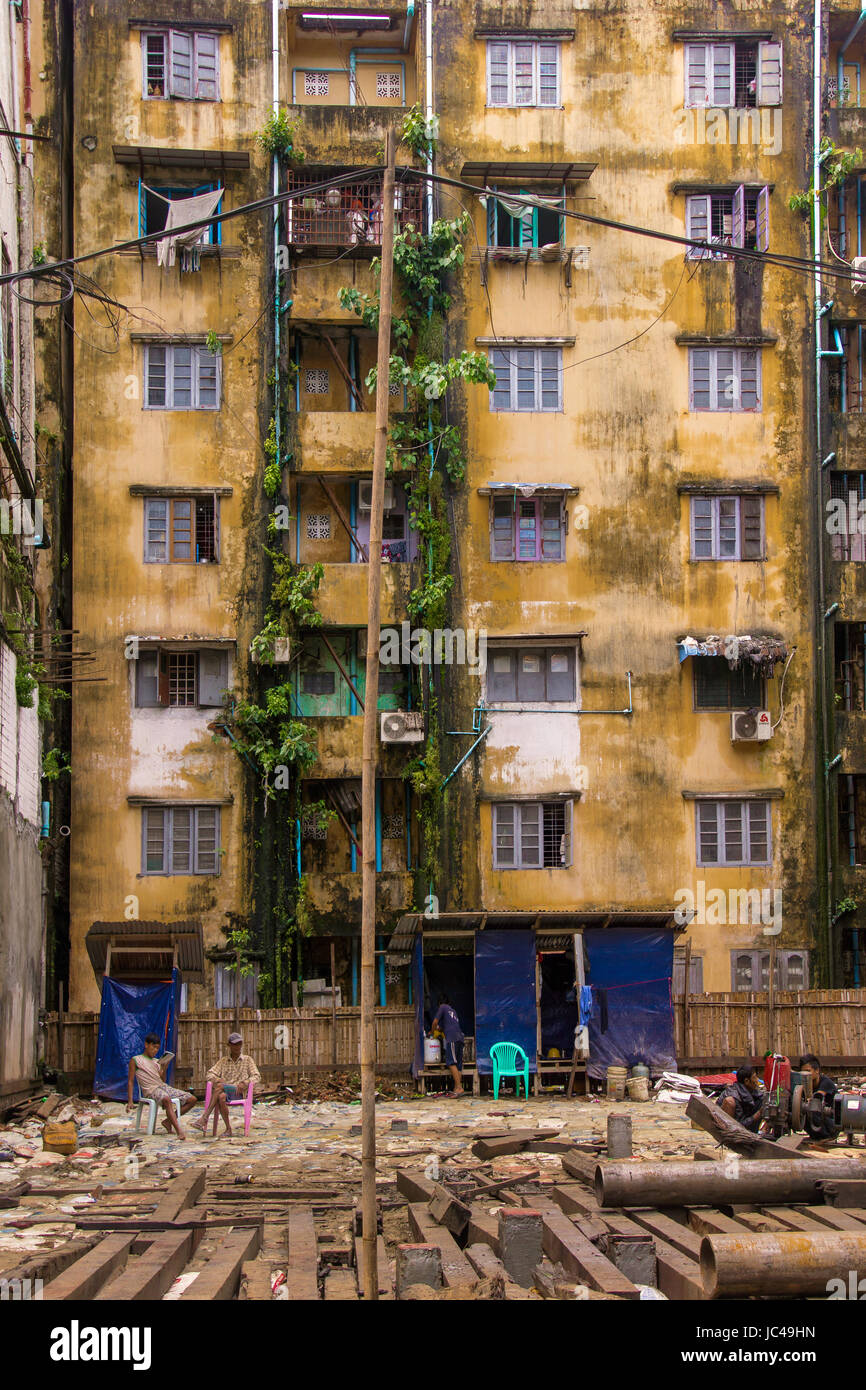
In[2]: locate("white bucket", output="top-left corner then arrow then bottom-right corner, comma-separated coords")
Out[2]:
424,1036 -> 442,1065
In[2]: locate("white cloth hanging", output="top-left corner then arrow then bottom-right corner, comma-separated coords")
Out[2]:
154,188 -> 225,271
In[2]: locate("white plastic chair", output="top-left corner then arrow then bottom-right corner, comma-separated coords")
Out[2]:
134,1096 -> 182,1135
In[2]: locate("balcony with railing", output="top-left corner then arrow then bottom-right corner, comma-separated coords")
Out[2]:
287,171 -> 424,254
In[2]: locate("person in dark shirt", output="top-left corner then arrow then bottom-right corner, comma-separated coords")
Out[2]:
798,1053 -> 838,1140
432,995 -> 465,1097
717,1064 -> 764,1132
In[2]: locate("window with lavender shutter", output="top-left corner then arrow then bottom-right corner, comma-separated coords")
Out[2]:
740,495 -> 764,557
686,195 -> 710,257
519,802 -> 541,864
144,497 -> 168,561
517,501 -> 538,558
491,496 -> 516,559
711,43 -> 734,105
194,33 -> 219,100
738,350 -> 760,410
696,799 -> 771,865
685,44 -> 709,107
487,42 -> 510,105
756,186 -> 770,252
195,807 -> 219,873
756,41 -> 783,105
494,802 -> 515,864
689,349 -> 712,410
490,349 -> 512,410
538,44 -> 559,105
690,496 -> 714,557
169,30 -> 193,99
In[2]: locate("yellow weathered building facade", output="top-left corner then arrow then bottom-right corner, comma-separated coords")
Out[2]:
25,0 -> 866,1055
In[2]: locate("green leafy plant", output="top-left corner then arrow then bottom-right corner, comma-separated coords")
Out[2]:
400,104 -> 439,159
42,747 -> 71,780
257,108 -> 305,161
789,139 -> 864,214
31,244 -> 46,266
833,896 -> 859,920
205,330 -> 222,356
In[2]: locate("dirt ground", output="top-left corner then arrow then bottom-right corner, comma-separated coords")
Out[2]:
0,1085 -> 717,1274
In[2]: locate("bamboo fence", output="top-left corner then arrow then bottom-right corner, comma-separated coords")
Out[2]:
41,992 -> 866,1090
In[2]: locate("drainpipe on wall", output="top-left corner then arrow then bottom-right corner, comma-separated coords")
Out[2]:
272,0 -> 281,486
814,0 -> 838,985
21,0 -> 32,168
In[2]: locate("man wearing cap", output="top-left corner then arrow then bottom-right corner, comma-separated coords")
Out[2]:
192,1032 -> 262,1136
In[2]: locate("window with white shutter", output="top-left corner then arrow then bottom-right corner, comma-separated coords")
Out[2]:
489,347 -> 562,411
144,345 -> 221,411
142,30 -> 221,101
493,801 -> 573,868
695,799 -> 772,866
686,188 -> 768,259
684,40 -> 781,109
134,648 -> 228,708
688,347 -> 761,412
142,805 -> 221,875
689,494 -> 765,560
486,40 -> 560,107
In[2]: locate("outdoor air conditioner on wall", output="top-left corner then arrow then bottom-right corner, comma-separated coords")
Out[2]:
359,481 -> 394,511
731,710 -> 773,742
380,710 -> 425,744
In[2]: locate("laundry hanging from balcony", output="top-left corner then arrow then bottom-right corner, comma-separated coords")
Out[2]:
677,634 -> 788,674
152,187 -> 224,271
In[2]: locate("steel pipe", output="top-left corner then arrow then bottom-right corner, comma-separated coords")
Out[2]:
701,1232 -> 866,1299
595,1159 -> 866,1209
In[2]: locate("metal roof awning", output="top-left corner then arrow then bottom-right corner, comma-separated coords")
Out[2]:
387,908 -> 686,962
677,634 -> 789,673
461,161 -> 596,183
477,482 -> 580,497
85,920 -> 205,981
113,146 -> 250,170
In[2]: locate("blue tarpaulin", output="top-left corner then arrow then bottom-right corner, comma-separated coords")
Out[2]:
93,972 -> 181,1101
474,929 -> 537,1074
582,929 -> 676,1080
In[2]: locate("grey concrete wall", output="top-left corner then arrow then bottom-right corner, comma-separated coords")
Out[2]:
0,792 -> 43,1092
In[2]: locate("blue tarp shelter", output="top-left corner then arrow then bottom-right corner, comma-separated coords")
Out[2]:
582,927 -> 676,1080
93,971 -> 182,1101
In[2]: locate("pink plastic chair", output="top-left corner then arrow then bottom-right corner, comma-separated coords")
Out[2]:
203,1080 -> 254,1136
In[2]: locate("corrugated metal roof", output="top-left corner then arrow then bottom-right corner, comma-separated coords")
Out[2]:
85,920 -> 205,979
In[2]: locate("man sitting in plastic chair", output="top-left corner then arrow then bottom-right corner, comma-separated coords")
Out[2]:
126,1033 -> 196,1139
192,1031 -> 262,1137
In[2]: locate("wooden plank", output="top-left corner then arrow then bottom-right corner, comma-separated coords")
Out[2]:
95,1229 -> 196,1301
471,1128 -> 562,1160
208,1187 -> 339,1201
547,1185 -> 608,1242
685,1092 -> 803,1160
151,1168 -> 206,1222
466,1206 -> 500,1251
428,1182 -> 472,1237
355,1235 -> 393,1297
178,1225 -> 262,1300
396,1169 -> 437,1204
323,1266 -> 359,1300
239,1261 -> 276,1300
41,1235 -> 136,1302
602,1211 -> 704,1302
687,1208 -> 749,1236
799,1204 -> 866,1232
728,1208 -> 787,1233
407,1203 -> 479,1288
560,1150 -> 600,1186
0,1235 -> 101,1290
286,1208 -> 319,1301
464,1242 -> 508,1282
76,1216 -> 262,1234
757,1206 -> 832,1232
522,1197 -> 639,1299
626,1209 -> 702,1259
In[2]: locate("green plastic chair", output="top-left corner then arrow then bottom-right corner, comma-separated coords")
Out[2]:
490,1042 -> 530,1100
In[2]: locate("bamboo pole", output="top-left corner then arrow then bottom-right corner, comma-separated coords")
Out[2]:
330,939 -> 338,1072
360,129 -> 397,1303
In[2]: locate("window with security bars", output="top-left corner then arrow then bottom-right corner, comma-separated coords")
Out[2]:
731,950 -> 808,991
693,656 -> 764,710
684,41 -> 782,108
376,71 -> 402,101
144,496 -> 219,563
490,347 -> 561,412
135,648 -> 228,708
686,188 -> 769,258
690,495 -> 764,560
493,801 -> 573,868
696,799 -> 771,865
486,40 -> 560,107
829,472 -> 866,561
144,345 -> 220,410
142,30 -> 220,100
142,805 -> 220,874
689,347 -> 760,412
839,775 -> 866,864
491,495 -> 564,561
487,647 -> 576,703
834,623 -> 866,711
304,71 -> 329,96
487,189 -> 563,249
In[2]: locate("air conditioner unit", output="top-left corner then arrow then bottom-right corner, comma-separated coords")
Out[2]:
731,710 -> 773,742
359,481 -> 394,512
380,710 -> 425,744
